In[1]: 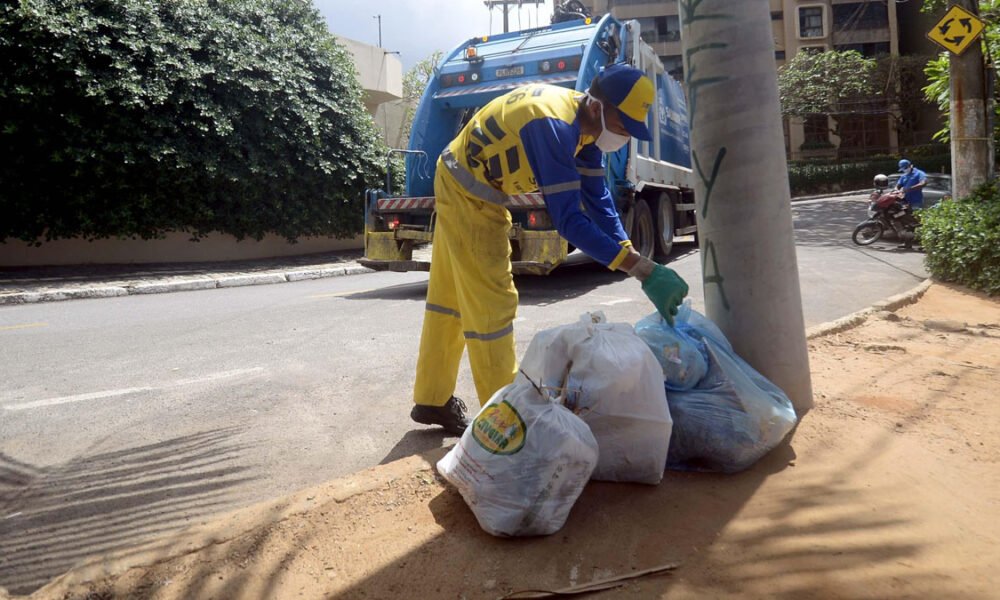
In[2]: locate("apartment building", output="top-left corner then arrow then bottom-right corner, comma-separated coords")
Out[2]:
580,0 -> 925,160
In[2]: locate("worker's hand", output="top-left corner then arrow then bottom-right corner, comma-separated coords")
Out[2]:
628,257 -> 689,324
643,265 -> 689,325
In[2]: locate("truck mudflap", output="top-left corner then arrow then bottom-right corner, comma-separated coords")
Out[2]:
362,228 -> 433,271
362,228 -> 567,275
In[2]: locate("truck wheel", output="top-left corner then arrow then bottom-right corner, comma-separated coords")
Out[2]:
655,192 -> 675,259
630,199 -> 656,260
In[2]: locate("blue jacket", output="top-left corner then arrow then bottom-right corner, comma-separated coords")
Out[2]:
896,167 -> 927,208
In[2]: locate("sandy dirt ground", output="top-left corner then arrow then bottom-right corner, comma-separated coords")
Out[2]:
8,282 -> 999,600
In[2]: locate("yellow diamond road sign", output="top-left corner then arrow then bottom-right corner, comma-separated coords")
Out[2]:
927,4 -> 985,55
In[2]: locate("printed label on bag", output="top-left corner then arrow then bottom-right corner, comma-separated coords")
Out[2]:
472,400 -> 527,455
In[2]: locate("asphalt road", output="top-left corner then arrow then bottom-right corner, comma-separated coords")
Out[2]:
0,196 -> 927,594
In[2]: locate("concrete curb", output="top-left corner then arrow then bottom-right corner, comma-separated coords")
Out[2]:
0,286 -> 130,305
0,264 -> 375,306
805,279 -> 933,339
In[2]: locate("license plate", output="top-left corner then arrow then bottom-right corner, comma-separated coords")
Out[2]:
496,66 -> 524,78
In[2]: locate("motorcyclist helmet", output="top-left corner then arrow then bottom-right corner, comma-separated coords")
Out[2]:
874,174 -> 889,189
898,159 -> 912,172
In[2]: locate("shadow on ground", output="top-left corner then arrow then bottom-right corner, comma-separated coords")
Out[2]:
790,197 -> 913,250
0,427 -> 256,595
379,429 -> 450,466
330,425 -> 946,599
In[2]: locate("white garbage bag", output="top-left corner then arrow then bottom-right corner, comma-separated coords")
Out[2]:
436,377 -> 598,537
519,312 -> 672,485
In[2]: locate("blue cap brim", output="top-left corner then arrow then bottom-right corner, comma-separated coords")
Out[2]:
620,111 -> 652,141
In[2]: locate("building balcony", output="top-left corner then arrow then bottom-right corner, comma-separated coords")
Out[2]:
831,27 -> 891,47
336,37 -> 403,114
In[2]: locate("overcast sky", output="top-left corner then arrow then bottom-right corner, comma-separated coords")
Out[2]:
314,0 -> 555,71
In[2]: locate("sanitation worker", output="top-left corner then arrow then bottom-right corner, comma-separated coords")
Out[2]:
410,63 -> 689,435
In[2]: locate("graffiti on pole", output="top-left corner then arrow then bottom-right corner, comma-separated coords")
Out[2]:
680,0 -> 733,311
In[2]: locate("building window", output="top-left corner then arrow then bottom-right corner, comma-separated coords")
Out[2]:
664,15 -> 681,42
834,42 -> 891,58
775,50 -> 786,60
637,15 -> 681,44
798,6 -> 825,39
837,114 -> 891,157
802,114 -> 831,149
833,3 -> 889,31
660,55 -> 683,80
771,11 -> 784,21
799,45 -> 827,55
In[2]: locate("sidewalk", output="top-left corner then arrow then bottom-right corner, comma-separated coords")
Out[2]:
0,250 -> 373,306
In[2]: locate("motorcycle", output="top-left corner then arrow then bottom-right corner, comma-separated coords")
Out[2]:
851,175 -> 919,247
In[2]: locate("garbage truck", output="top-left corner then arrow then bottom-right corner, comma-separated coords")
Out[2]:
362,11 -> 696,275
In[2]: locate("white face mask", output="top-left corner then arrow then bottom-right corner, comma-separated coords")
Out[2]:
588,94 -> 630,152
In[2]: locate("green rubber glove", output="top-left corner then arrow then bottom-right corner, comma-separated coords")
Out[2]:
641,264 -> 689,325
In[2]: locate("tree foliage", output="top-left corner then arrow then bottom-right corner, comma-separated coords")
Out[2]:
778,49 -> 936,155
0,0 -> 386,244
777,50 -> 877,119
921,180 -> 1000,295
920,0 -> 1000,146
399,50 -> 443,147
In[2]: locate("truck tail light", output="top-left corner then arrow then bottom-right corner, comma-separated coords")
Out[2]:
526,210 -> 552,229
385,214 -> 402,230
539,56 -> 581,74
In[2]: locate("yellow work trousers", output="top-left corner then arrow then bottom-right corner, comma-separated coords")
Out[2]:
412,163 -> 519,408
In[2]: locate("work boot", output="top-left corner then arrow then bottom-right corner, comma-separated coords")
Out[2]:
410,396 -> 470,436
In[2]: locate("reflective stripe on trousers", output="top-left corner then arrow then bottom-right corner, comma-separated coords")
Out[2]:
412,158 -> 518,408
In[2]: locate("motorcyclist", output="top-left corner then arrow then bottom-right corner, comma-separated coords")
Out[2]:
893,159 -> 926,249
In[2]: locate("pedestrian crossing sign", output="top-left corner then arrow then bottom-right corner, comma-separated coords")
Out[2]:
927,5 -> 985,55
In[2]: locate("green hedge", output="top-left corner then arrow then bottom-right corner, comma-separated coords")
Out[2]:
0,0 -> 385,245
788,152 -> 951,197
920,181 -> 1000,296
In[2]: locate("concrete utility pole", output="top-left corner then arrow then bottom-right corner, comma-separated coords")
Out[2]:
679,0 -> 813,413
949,0 -> 994,199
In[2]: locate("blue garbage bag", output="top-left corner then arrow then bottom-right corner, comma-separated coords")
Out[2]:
634,311 -> 708,390
636,305 -> 798,473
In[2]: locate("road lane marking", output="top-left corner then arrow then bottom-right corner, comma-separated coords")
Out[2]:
171,367 -> 265,386
0,322 -> 48,332
600,298 -> 634,306
307,288 -> 377,299
5,387 -> 154,410
3,367 -> 266,412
